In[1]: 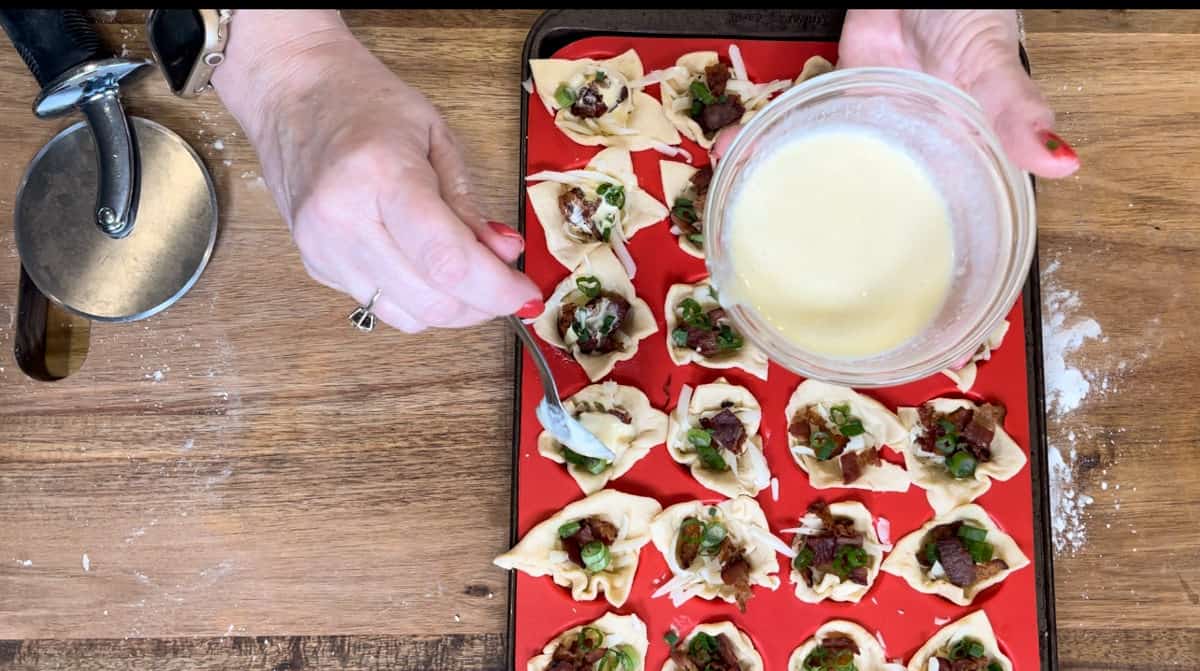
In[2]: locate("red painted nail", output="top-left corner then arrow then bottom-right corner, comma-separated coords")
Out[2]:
1039,130 -> 1078,161
515,298 -> 544,319
488,221 -> 524,240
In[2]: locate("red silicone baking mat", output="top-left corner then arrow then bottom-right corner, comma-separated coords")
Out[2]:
509,27 -> 1044,671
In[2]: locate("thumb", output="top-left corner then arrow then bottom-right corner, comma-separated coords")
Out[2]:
428,121 -> 527,262
968,63 -> 1080,180
708,123 -> 745,163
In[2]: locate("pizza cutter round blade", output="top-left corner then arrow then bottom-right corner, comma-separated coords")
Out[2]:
14,116 -> 218,323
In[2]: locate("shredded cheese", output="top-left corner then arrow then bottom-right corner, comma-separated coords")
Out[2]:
525,169 -> 617,186
770,477 -> 779,502
630,66 -> 688,89
728,44 -> 749,83
521,78 -> 533,94
650,141 -> 693,163
609,226 -> 637,279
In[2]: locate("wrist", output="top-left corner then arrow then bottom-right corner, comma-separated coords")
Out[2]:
211,10 -> 360,146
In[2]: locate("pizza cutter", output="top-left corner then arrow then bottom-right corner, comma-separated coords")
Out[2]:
507,314 -> 616,461
1,9 -> 217,323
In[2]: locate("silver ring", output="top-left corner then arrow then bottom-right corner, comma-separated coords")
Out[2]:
349,289 -> 381,332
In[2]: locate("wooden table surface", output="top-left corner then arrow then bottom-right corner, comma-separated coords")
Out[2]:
0,9 -> 1196,670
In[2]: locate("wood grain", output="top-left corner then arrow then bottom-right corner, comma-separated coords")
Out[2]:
0,8 -> 1197,670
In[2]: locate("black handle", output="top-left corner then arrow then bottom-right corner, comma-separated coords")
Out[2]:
0,9 -> 106,88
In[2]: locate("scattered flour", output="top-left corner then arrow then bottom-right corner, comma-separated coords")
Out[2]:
16,559 -> 32,567
1041,259 -> 1103,418
82,553 -> 91,572
211,139 -> 225,152
1048,445 -> 1094,556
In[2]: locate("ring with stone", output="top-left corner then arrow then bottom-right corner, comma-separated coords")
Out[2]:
348,289 -> 382,332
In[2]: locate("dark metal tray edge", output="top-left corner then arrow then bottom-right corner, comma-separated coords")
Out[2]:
508,9 -> 1058,670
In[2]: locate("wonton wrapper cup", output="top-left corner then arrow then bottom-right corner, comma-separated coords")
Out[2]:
666,378 -> 771,498
527,611 -> 649,671
905,610 -> 1013,671
662,621 -> 765,671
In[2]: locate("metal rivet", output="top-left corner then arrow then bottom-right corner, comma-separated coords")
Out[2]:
97,206 -> 118,231
204,53 -> 224,66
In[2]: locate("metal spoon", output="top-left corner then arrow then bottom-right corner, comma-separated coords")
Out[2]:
506,314 -> 615,462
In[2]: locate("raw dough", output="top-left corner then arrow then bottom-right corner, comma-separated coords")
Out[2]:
785,379 -> 910,492
880,503 -> 1030,606
787,501 -> 888,604
649,495 -> 791,608
788,619 -> 901,671
897,398 -> 1027,514
538,381 -> 668,494
493,488 -> 662,608
527,612 -> 649,671
664,280 -> 769,380
527,147 -> 668,275
666,378 -> 771,497
531,246 -> 658,382
905,610 -> 1013,671
529,49 -> 680,150
662,621 -> 765,671
660,160 -> 706,259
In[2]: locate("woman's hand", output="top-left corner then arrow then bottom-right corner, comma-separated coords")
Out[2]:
213,11 -> 542,333
716,10 -> 1080,179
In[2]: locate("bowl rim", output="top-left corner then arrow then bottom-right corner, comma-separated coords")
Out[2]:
703,66 -> 1038,388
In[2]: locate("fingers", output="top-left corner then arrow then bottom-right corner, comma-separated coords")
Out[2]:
709,123 -> 744,163
427,121 -> 526,264
968,64 -> 1080,179
380,183 -> 542,318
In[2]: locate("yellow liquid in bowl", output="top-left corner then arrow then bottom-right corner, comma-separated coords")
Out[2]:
726,128 -> 954,359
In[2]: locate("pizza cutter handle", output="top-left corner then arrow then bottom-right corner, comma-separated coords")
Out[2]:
0,9 -> 106,88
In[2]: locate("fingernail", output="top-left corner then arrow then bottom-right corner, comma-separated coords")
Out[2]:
1039,130 -> 1078,161
488,221 -> 524,241
515,298 -> 544,319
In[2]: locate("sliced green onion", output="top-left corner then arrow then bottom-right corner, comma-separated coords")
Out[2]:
580,541 -> 611,573
957,525 -> 988,543
688,631 -> 719,658
829,404 -> 850,426
839,418 -> 865,437
598,645 -> 636,671
578,625 -> 605,652
937,418 -> 958,435
593,70 -> 607,83
947,450 -> 978,478
600,314 -> 616,335
557,521 -> 581,539
988,663 -> 1003,671
596,182 -> 611,195
922,541 -> 939,565
716,324 -> 743,351
672,327 -> 690,347
708,506 -> 718,517
602,184 -> 625,208
689,79 -> 716,105
561,447 -> 609,475
687,428 -> 713,449
664,630 -> 679,646
554,83 -> 576,108
840,545 -> 869,569
802,647 -> 827,671
965,539 -> 995,563
935,435 -> 958,454
687,233 -> 704,246
696,444 -> 728,471
949,637 -> 986,660
708,286 -> 719,300
679,517 -> 704,544
699,522 -> 727,554
792,546 -> 815,570
576,275 -> 601,298
811,431 -> 835,460
679,298 -> 705,325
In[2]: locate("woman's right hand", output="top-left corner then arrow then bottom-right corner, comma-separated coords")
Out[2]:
212,10 -> 543,333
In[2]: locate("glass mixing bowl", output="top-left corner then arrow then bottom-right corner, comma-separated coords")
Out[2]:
704,67 -> 1036,388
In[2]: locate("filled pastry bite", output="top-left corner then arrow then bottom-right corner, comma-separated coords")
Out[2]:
537,381 -> 668,494
661,161 -> 711,258
654,44 -> 793,149
527,147 -> 669,277
493,489 -> 662,608
664,281 -> 768,380
897,398 -> 1026,514
940,320 -> 1011,392
529,49 -> 680,150
785,500 -> 887,604
881,503 -> 1030,606
650,495 -> 791,612
663,621 -> 765,671
905,610 -> 1013,671
785,380 -> 910,492
531,246 -> 658,382
666,378 -> 771,498
527,612 -> 649,671
788,619 -> 903,671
